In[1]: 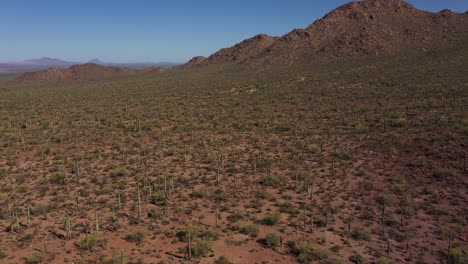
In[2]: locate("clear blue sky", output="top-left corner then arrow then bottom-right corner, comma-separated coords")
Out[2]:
1,0 -> 467,63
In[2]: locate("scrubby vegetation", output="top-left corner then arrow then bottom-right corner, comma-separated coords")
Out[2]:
0,40 -> 466,263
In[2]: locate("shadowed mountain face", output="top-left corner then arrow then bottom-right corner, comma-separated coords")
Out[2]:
185,0 -> 468,67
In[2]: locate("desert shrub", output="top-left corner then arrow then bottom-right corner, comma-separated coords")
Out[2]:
76,233 -> 106,251
375,257 -> 393,264
151,191 -> 168,206
191,188 -> 206,198
214,256 -> 235,264
240,223 -> 259,237
278,202 -> 301,216
100,249 -> 127,264
111,167 -> 130,178
192,239 -> 213,257
50,171 -> 67,185
349,254 -> 365,264
377,192 -> 395,207
19,233 -> 34,245
259,174 -> 280,186
213,188 -> 229,202
178,225 -> 220,245
200,227 -> 220,241
231,221 -> 259,237
25,253 -> 44,264
125,228 -> 146,246
353,123 -> 369,133
389,117 -> 407,127
264,232 -> 281,249
38,145 -> 51,156
227,210 -> 246,223
432,168 -> 453,180
31,204 -> 50,216
351,228 -> 372,241
262,211 -> 281,225
289,238 -> 329,263
0,250 -> 6,259
333,151 -> 352,160
450,248 -> 468,264
0,168 -> 7,178
148,210 -> 165,219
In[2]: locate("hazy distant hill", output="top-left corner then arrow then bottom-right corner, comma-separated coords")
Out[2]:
0,57 -> 180,73
14,63 -> 167,84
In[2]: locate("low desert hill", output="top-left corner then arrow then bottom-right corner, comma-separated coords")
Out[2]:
15,63 -> 166,84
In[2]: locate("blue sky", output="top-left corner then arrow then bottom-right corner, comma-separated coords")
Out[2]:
1,0 -> 467,63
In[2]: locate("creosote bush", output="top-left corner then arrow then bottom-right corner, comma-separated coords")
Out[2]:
288,238 -> 329,263
264,232 -> 281,249
262,211 -> 281,226
125,228 -> 146,246
192,239 -> 213,258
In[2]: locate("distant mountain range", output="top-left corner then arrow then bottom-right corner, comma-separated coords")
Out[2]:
0,57 -> 180,70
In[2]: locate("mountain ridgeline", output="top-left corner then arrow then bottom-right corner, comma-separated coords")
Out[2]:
182,0 -> 468,67
12,0 -> 468,83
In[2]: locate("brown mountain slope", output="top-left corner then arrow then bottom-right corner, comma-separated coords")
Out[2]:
15,63 -> 166,84
186,0 -> 468,67
178,56 -> 207,69
204,34 -> 278,63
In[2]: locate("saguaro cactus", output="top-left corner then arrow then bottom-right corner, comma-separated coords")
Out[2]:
137,182 -> 142,219
95,213 -> 99,233
120,249 -> 125,264
27,205 -> 31,225
64,217 -> 72,239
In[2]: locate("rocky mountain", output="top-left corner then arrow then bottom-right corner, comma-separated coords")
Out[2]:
184,0 -> 468,67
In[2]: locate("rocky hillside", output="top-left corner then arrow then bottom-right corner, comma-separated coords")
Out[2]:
185,0 -> 468,67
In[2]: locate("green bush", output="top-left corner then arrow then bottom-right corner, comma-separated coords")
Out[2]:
50,171 -> 67,185
25,253 -> 44,264
0,168 -> 7,178
125,228 -> 146,246
262,211 -> 281,225
349,254 -> 365,264
76,233 -> 106,251
259,174 -> 280,186
31,204 -> 50,216
264,232 -> 281,249
148,210 -> 165,219
227,210 -> 246,223
353,123 -> 369,133
192,239 -> 213,257
191,188 -> 206,198
151,191 -> 168,206
111,167 -> 130,178
450,248 -> 468,264
350,228 -> 372,241
289,238 -> 329,263
240,223 -> 259,237
231,221 -> 259,237
200,227 -> 220,241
